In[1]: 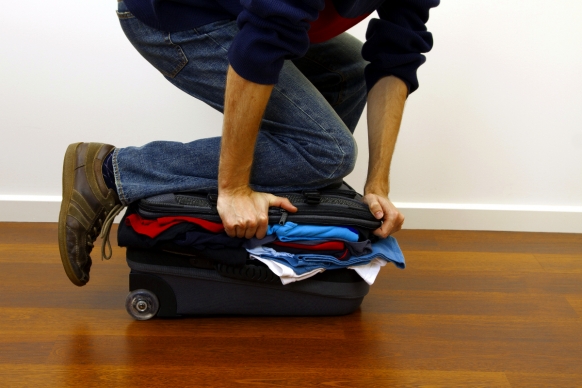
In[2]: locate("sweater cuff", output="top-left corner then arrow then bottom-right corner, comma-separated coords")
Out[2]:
228,35 -> 284,85
364,57 -> 424,95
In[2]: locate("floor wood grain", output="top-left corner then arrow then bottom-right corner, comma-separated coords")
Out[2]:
1,223 -> 581,387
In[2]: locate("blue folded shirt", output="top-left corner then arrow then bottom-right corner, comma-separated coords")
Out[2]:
248,235 -> 405,275
267,222 -> 359,242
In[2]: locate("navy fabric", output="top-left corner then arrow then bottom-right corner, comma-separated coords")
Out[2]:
118,212 -> 248,266
174,230 -> 245,249
116,7 -> 365,202
102,151 -> 117,193
117,212 -> 245,249
118,218 -> 196,248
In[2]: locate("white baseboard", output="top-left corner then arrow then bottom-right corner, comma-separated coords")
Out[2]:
394,203 -> 582,233
0,196 -> 127,224
0,196 -> 580,233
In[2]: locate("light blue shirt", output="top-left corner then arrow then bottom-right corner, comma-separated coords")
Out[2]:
248,235 -> 405,275
266,222 -> 359,242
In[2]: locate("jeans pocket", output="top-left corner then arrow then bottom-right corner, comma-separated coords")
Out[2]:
118,13 -> 188,78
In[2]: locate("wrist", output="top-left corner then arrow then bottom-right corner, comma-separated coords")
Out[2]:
364,181 -> 389,198
218,184 -> 251,196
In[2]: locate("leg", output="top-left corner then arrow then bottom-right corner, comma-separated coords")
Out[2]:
293,33 -> 368,134
114,4 -> 357,204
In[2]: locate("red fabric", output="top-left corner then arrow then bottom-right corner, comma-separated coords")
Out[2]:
338,249 -> 349,260
272,240 -> 345,251
125,213 -> 224,238
308,0 -> 371,44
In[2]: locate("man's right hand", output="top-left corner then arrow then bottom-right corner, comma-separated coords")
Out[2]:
217,187 -> 297,239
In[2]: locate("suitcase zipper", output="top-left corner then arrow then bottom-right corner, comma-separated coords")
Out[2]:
279,209 -> 288,225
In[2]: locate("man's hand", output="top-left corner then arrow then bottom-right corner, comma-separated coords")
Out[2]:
362,193 -> 404,238
217,187 -> 297,239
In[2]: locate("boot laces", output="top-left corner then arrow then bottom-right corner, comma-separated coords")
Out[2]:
99,204 -> 124,261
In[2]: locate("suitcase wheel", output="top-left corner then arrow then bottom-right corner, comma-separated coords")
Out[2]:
125,289 -> 159,321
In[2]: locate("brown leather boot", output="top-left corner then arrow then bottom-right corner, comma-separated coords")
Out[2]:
58,142 -> 124,286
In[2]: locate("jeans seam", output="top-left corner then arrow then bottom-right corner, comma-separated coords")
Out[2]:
273,85 -> 348,180
202,33 -> 230,53
164,33 -> 189,78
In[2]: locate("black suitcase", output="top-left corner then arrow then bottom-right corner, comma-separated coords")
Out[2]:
133,182 -> 381,230
125,248 -> 370,320
120,183 -> 379,320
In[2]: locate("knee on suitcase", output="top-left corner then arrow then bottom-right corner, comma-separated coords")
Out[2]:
317,129 -> 357,182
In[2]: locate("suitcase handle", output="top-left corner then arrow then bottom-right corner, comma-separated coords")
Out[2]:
302,190 -> 321,204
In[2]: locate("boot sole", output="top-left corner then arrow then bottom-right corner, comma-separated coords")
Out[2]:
58,142 -> 87,286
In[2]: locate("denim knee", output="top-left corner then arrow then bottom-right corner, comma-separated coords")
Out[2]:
336,132 -> 358,178
319,127 -> 358,182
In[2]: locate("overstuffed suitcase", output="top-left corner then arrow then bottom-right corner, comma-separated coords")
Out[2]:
119,182 -> 382,320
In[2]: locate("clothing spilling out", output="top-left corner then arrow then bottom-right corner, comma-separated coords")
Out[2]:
118,212 -> 405,285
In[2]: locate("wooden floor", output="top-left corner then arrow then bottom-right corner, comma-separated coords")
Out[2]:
1,223 -> 581,387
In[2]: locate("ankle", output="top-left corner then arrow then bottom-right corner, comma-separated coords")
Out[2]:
102,151 -> 118,194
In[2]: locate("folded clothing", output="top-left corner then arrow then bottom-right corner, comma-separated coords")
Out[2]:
118,217 -> 244,250
266,242 -> 350,260
272,240 -> 346,251
244,237 -> 372,256
119,208 -> 403,285
125,213 -> 224,237
247,235 -> 404,275
267,222 -> 359,242
250,255 -> 387,285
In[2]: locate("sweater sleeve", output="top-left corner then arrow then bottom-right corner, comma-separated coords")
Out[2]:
362,0 -> 439,94
228,0 -> 325,85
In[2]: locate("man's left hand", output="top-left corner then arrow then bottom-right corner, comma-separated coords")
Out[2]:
362,193 -> 404,238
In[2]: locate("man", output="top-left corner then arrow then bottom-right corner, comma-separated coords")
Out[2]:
58,0 -> 438,286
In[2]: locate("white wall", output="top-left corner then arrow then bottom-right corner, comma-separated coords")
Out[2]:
1,1 -> 581,232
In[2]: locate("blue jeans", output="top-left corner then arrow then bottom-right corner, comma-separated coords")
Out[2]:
114,1 -> 368,205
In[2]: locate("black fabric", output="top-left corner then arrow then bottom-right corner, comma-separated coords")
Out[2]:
118,214 -> 245,249
156,243 -> 249,267
174,230 -> 245,249
118,207 -> 248,267
192,246 -> 248,267
357,227 -> 379,243
102,151 -> 117,193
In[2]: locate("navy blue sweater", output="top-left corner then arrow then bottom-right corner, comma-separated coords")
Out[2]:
124,0 -> 439,93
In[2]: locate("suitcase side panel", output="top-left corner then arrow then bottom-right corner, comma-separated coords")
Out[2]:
160,272 -> 366,316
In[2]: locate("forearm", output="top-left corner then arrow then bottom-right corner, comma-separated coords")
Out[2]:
219,65 -> 274,193
364,76 -> 408,197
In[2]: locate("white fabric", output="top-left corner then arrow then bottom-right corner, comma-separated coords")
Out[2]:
348,258 -> 387,285
249,255 -> 325,285
249,256 -> 387,285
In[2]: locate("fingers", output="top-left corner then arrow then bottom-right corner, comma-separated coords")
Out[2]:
366,198 -> 384,220
364,194 -> 404,238
226,216 -> 264,239
224,211 -> 266,239
375,209 -> 404,238
218,191 -> 277,239
269,195 -> 297,213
